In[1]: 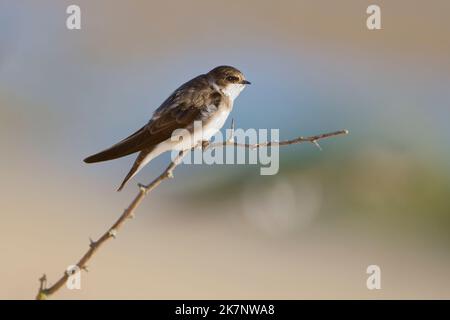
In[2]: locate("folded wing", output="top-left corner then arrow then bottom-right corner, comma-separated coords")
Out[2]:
84,75 -> 221,163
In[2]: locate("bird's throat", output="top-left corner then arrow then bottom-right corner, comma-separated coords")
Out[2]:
221,83 -> 245,101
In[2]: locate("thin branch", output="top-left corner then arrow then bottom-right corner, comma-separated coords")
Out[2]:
35,127 -> 348,299
207,129 -> 349,150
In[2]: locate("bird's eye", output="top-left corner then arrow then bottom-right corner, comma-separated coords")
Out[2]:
226,76 -> 239,82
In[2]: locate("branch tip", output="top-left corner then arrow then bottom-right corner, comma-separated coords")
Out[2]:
89,237 -> 96,248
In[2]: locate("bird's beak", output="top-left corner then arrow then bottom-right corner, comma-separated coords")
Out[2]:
240,80 -> 251,85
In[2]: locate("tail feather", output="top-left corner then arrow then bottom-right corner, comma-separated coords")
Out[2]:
84,125 -> 149,163
84,146 -> 137,163
117,147 -> 154,191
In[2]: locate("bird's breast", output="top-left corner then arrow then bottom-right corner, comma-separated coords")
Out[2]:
202,106 -> 231,140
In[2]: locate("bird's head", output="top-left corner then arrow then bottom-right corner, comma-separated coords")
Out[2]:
207,65 -> 251,100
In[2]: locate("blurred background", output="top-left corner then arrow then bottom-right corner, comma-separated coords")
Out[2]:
1,0 -> 450,299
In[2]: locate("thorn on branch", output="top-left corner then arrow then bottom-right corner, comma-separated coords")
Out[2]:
66,267 -> 78,276
166,171 -> 174,179
89,238 -> 96,248
138,183 -> 148,193
35,127 -> 348,299
39,274 -> 47,290
127,209 -> 135,219
36,274 -> 48,300
202,140 -> 210,150
108,229 -> 117,239
227,118 -> 235,143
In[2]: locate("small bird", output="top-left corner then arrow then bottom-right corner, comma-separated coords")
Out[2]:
84,66 -> 250,191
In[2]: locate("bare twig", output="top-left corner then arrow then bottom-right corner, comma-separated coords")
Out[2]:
35,127 -> 348,299
207,129 -> 349,150
35,150 -> 189,299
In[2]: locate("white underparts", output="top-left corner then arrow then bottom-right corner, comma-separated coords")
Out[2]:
221,83 -> 245,101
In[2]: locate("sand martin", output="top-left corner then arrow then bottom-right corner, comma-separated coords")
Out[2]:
84,66 -> 250,191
